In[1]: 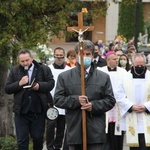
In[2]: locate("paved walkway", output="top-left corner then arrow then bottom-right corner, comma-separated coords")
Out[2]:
42,135 -> 129,150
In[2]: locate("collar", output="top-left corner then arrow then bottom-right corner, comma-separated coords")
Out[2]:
53,63 -> 65,69
28,63 -> 34,71
130,66 -> 147,78
93,56 -> 99,62
85,66 -> 91,74
77,63 -> 95,76
107,66 -> 117,71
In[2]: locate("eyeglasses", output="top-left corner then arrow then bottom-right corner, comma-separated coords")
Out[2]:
69,55 -> 76,58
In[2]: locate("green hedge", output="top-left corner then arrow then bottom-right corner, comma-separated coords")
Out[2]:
0,136 -> 17,150
0,136 -> 33,150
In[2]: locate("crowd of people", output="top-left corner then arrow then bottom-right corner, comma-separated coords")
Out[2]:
4,37 -> 150,150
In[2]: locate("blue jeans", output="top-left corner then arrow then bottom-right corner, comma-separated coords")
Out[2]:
14,113 -> 45,150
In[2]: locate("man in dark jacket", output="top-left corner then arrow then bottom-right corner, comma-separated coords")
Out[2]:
5,49 -> 54,150
93,43 -> 107,68
54,40 -> 116,150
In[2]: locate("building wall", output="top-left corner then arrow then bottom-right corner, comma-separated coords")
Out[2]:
51,2 -> 150,44
92,15 -> 106,43
105,1 -> 119,43
143,3 -> 150,22
52,15 -> 106,43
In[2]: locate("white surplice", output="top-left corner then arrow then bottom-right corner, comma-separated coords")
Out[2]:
115,70 -> 150,146
98,66 -> 127,135
49,64 -> 71,115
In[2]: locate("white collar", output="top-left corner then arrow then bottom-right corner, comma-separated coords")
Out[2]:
29,63 -> 34,71
85,66 -> 91,74
93,56 -> 99,62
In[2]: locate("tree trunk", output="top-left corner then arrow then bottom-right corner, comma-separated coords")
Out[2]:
0,63 -> 14,136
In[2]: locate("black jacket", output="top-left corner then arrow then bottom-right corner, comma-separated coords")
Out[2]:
5,60 -> 55,114
54,64 -> 115,144
94,55 -> 107,68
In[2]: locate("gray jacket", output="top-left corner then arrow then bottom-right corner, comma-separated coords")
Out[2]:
54,64 -> 115,145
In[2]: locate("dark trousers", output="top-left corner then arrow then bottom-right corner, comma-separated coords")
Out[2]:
63,131 -> 69,150
103,123 -> 124,150
69,144 -> 104,150
46,115 -> 65,150
14,113 -> 45,150
130,134 -> 150,150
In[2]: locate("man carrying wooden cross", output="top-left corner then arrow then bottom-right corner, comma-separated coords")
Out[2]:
54,39 -> 115,150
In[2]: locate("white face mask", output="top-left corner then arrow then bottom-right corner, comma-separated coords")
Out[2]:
120,60 -> 127,67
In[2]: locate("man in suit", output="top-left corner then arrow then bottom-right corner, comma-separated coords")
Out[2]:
93,43 -> 107,68
5,49 -> 54,150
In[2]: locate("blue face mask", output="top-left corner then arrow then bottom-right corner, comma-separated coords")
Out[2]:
78,57 -> 92,68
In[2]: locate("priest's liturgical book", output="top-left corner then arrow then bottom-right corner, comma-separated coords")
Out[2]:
23,78 -> 36,89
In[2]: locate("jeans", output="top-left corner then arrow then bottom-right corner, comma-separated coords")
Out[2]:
14,113 -> 45,150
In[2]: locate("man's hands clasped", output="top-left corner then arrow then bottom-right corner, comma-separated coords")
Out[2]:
79,95 -> 92,112
132,104 -> 146,112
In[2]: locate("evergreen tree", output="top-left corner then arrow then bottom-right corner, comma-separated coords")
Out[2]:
118,0 -> 144,41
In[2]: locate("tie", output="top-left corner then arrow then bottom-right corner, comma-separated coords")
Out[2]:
28,70 -> 31,84
84,71 -> 88,78
94,60 -> 97,64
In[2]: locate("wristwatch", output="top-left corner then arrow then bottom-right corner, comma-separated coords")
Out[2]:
46,107 -> 59,120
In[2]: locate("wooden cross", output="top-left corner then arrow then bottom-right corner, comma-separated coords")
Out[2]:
67,11 -> 94,150
67,12 -> 94,34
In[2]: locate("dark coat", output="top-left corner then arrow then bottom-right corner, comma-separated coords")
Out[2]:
5,60 -> 55,114
54,64 -> 115,145
94,55 -> 107,68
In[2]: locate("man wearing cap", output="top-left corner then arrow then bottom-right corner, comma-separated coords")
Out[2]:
98,51 -> 127,150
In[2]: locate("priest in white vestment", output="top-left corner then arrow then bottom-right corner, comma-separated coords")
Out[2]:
115,53 -> 150,150
46,47 -> 71,150
98,51 -> 127,150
